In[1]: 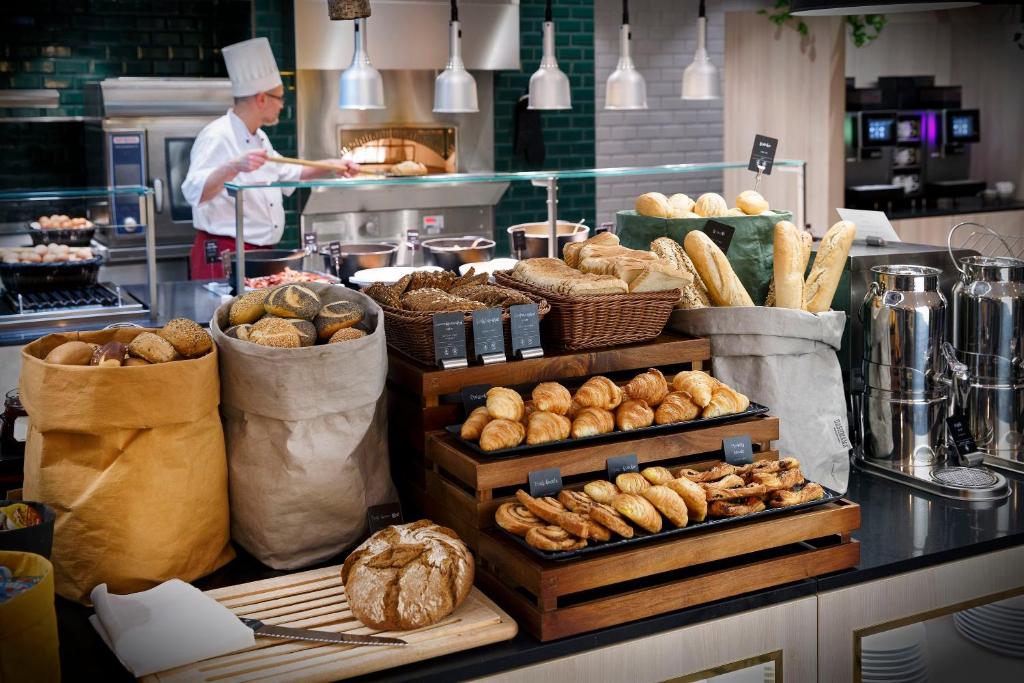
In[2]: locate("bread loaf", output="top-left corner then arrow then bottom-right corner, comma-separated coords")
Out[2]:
229,289 -> 270,326
511,258 -> 629,296
564,231 -> 619,269
45,341 -> 94,365
772,221 -> 805,310
693,193 -> 728,218
650,237 -> 711,309
159,318 -> 212,357
736,190 -> 769,215
314,301 -> 364,339
341,520 -> 474,630
667,193 -> 695,218
803,220 -> 856,313
264,284 -> 321,320
249,317 -> 301,348
127,332 -> 178,363
682,231 -> 754,306
636,192 -> 671,218
628,261 -> 693,293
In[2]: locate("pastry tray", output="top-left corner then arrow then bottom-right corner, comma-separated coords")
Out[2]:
501,483 -> 843,561
446,402 -> 770,458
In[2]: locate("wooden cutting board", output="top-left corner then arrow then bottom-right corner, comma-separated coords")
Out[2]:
142,565 -> 517,682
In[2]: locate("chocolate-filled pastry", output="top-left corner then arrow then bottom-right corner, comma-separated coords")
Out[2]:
526,411 -> 571,445
588,502 -> 634,538
705,483 -> 769,502
532,382 -> 572,415
752,468 -> 806,492
624,368 -> 669,407
612,493 -> 662,533
570,407 -> 615,438
701,474 -> 745,490
479,418 -> 525,451
769,483 -> 824,508
654,391 -> 701,424
460,406 -> 492,440
709,497 -> 767,518
677,463 -> 737,483
641,466 -> 674,485
495,502 -> 545,536
486,386 -> 525,421
665,477 -> 708,522
515,489 -> 590,538
615,472 -> 650,494
583,480 -> 619,504
642,485 -> 689,527
573,376 -> 623,410
736,457 -> 800,476
615,399 -> 654,431
557,489 -> 594,515
526,526 -> 587,551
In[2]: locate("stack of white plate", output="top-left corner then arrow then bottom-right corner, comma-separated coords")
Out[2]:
953,594 -> 1024,657
860,622 -> 928,683
349,266 -> 444,288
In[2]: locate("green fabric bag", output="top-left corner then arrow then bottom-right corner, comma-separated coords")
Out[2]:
615,209 -> 793,305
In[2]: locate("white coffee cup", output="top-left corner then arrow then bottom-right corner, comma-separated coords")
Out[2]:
995,181 -> 1015,199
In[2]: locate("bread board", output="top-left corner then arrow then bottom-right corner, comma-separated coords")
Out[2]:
141,565 -> 517,683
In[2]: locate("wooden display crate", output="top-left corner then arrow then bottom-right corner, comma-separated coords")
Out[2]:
423,413 -> 780,547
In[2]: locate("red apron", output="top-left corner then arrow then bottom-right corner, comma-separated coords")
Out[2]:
189,230 -> 272,280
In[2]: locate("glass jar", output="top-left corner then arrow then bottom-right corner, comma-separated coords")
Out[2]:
0,388 -> 28,459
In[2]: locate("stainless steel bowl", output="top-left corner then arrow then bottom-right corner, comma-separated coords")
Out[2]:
422,236 -> 496,272
507,221 -> 590,259
227,249 -> 306,278
320,243 -> 398,281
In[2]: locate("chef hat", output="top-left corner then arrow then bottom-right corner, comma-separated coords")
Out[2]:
222,37 -> 282,97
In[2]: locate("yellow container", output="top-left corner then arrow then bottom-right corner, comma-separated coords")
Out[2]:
0,551 -> 60,683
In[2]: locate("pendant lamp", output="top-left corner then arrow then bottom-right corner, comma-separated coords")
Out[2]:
528,0 -> 571,110
681,0 -> 720,100
434,0 -> 479,113
790,1 -> 976,15
605,0 -> 647,110
339,17 -> 385,110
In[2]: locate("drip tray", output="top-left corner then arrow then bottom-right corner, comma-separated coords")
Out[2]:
854,454 -> 1010,501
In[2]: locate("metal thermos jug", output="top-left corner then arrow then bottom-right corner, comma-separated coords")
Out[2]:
861,265 -> 948,465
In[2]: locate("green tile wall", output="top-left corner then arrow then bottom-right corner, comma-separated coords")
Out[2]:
493,0 -> 595,255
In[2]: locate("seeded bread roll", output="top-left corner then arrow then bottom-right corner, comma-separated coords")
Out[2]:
224,324 -> 252,341
159,318 -> 212,358
249,317 -> 301,348
264,284 -> 321,320
328,327 -> 367,344
229,289 -> 270,326
279,318 -> 316,346
314,301 -> 364,340
127,332 -> 178,363
44,341 -> 94,365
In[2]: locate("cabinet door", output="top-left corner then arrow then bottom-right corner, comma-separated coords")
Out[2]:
818,545 -> 1024,682
476,596 -> 816,683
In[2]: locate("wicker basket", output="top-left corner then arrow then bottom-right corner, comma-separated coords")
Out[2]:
493,271 -> 678,351
372,291 -> 551,366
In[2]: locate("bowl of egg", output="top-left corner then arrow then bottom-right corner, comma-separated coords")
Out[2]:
0,244 -> 102,293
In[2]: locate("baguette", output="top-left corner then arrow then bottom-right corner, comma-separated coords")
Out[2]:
682,231 -> 754,307
773,221 -> 805,309
650,237 -> 711,309
803,220 -> 856,313
764,228 -> 811,307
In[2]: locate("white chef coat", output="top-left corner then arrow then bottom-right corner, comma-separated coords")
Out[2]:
181,109 -> 303,246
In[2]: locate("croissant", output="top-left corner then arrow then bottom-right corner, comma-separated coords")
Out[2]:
615,472 -> 651,494
671,371 -> 718,408
615,399 -> 654,431
460,406 -> 492,440
573,376 -> 623,410
487,386 -> 525,422
612,493 -> 662,533
642,485 -> 688,527
522,400 -> 537,425
583,480 -> 619,504
532,382 -> 573,415
702,384 -> 750,418
526,411 -> 572,445
654,391 -> 701,424
624,368 -> 669,407
479,418 -> 526,451
571,407 -> 615,438
640,466 -> 675,485
566,399 -> 583,420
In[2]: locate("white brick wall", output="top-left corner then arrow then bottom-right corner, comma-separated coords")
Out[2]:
594,0 -> 726,224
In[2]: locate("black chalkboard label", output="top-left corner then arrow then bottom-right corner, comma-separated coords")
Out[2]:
461,383 -> 491,413
328,240 -> 342,257
432,311 -> 467,365
510,303 -> 542,354
528,467 -> 562,498
946,414 -> 977,457
367,502 -> 404,533
722,435 -> 754,465
607,454 -> 639,480
748,134 -> 779,175
303,232 -> 318,250
511,228 -> 527,254
703,220 -> 736,254
472,308 -> 505,359
204,239 -> 219,264
407,229 -> 420,248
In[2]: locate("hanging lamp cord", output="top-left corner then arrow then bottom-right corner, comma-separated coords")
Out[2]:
451,0 -> 458,22
545,0 -> 553,23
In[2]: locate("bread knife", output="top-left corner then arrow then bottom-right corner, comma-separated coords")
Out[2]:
239,618 -> 406,647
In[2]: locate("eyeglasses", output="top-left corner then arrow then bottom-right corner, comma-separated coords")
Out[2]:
263,91 -> 285,102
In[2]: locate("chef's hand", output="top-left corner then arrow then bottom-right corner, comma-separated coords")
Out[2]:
325,159 -> 361,177
230,150 -> 268,174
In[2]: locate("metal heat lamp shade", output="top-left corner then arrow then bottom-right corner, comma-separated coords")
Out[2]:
528,0 -> 572,110
605,0 -> 647,110
339,17 -> 385,110
434,0 -> 479,113
681,0 -> 720,100
790,1 -> 976,15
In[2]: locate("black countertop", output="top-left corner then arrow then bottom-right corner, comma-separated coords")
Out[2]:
886,197 -> 1024,220
52,466 -> 1024,682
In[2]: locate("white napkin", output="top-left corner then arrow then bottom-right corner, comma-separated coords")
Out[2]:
89,579 -> 255,677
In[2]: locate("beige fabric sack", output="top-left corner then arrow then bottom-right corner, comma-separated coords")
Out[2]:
211,283 -> 395,569
668,307 -> 851,493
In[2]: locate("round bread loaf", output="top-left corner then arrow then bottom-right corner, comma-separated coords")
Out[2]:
249,317 -> 301,348
314,301 -> 364,340
667,193 -> 695,218
736,189 -> 769,215
159,318 -> 212,358
264,284 -> 321,320
127,332 -> 178,363
278,318 -> 316,347
229,289 -> 270,326
328,327 -> 366,344
636,192 -> 671,218
694,192 -> 729,217
341,520 -> 474,630
44,341 -> 93,365
224,324 -> 253,341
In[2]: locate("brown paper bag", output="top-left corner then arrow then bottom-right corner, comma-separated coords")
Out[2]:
211,284 -> 396,570
20,328 -> 233,604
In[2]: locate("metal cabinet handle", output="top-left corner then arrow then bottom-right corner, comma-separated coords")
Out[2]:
153,178 -> 164,214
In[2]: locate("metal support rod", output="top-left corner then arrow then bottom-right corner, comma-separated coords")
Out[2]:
234,189 -> 246,294
546,176 -> 558,258
143,190 -> 158,321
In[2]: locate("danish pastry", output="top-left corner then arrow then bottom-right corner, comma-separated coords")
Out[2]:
769,483 -> 824,508
665,477 -> 708,522
557,489 -> 594,514
515,490 -> 590,538
677,463 -> 737,482
588,502 -> 634,538
495,502 -> 545,536
612,493 -> 662,533
752,468 -> 805,491
642,485 -> 689,527
704,483 -> 769,502
709,497 -> 766,518
526,526 -> 587,551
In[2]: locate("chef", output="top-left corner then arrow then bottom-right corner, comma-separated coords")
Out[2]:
182,37 -> 358,280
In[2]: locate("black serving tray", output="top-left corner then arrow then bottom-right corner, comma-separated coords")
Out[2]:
503,483 -> 843,561
446,402 -> 770,458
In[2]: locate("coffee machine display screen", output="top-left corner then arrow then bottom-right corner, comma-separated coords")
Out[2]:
860,113 -> 897,147
944,109 -> 980,143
